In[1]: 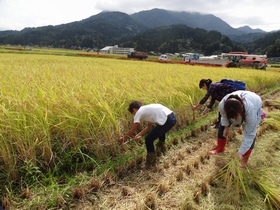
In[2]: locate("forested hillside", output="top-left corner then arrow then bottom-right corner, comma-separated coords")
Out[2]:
245,31 -> 280,56
0,11 -> 147,49
0,9 -> 279,56
130,8 -> 243,35
118,24 -> 245,55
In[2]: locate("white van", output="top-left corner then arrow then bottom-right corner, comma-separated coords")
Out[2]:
158,54 -> 168,60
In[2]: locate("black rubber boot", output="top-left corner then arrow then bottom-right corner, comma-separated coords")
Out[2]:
156,141 -> 166,155
145,152 -> 157,169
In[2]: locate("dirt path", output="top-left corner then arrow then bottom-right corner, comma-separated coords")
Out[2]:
74,89 -> 280,210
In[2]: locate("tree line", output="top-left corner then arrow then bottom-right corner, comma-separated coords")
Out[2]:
0,23 -> 279,57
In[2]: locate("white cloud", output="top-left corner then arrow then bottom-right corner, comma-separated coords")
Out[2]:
0,0 -> 101,30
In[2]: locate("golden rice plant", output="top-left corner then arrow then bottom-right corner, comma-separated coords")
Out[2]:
248,169 -> 280,209
262,111 -> 280,130
263,99 -> 280,109
186,93 -> 196,122
215,157 -> 280,209
0,53 -> 279,181
215,157 -> 248,198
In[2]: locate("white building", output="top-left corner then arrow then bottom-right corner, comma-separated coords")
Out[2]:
100,45 -> 134,54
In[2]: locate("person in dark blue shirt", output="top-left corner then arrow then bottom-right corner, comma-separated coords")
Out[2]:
192,79 -> 237,116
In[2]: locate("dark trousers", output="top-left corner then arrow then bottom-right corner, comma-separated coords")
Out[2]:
145,113 -> 176,153
217,124 -> 255,149
0,199 -> 3,210
218,124 -> 227,140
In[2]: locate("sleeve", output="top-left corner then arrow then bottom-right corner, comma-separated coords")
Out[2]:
206,86 -> 216,109
207,97 -> 216,109
238,110 -> 260,154
133,111 -> 142,123
199,86 -> 215,107
199,93 -> 211,105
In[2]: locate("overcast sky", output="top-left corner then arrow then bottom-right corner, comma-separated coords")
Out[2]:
0,0 -> 279,32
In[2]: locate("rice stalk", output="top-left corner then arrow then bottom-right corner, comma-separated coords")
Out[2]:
0,53 -> 280,183
262,111 -> 280,130
214,157 -> 248,198
215,156 -> 280,209
186,94 -> 196,121
248,168 -> 280,210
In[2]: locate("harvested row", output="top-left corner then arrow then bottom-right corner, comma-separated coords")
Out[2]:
68,96 -> 280,209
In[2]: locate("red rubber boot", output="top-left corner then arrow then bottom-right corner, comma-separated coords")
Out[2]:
209,139 -> 227,154
240,149 -> 252,168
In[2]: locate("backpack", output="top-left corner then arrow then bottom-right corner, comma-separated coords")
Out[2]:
220,79 -> 246,90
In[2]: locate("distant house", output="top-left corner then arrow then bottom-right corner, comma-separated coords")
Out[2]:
100,45 -> 134,54
100,46 -> 113,53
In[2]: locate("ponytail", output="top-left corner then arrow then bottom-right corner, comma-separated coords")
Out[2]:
199,79 -> 212,89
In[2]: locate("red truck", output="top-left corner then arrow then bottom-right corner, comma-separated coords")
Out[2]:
127,51 -> 148,60
222,52 -> 267,70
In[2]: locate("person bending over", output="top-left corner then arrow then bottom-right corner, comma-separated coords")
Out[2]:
119,101 -> 176,169
211,90 -> 262,167
192,78 -> 238,128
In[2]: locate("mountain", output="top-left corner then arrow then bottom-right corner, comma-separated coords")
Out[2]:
245,30 -> 280,56
227,33 -> 268,44
117,24 -> 241,55
80,11 -> 147,35
227,25 -> 267,43
130,8 -> 245,36
0,8 -> 264,39
236,25 -> 266,33
0,11 -> 148,48
130,8 -> 184,29
0,9 -> 279,56
129,8 -> 269,37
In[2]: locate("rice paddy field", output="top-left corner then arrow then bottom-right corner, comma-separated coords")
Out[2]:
0,48 -> 280,209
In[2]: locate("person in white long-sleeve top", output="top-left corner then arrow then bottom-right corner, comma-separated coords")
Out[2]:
210,90 -> 263,167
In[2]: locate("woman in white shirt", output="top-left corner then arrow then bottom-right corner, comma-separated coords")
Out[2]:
212,90 -> 262,167
119,101 -> 176,169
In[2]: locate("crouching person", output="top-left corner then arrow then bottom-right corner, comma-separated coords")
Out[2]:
212,90 -> 262,167
119,101 -> 176,169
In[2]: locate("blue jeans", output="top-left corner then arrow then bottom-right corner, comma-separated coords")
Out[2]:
145,113 -> 176,153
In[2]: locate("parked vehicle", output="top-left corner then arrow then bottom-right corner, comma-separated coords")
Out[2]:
182,53 -> 200,62
199,55 -> 218,60
127,51 -> 148,60
222,52 -> 267,70
158,54 -> 168,60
